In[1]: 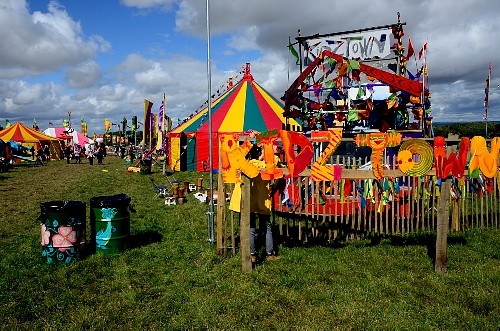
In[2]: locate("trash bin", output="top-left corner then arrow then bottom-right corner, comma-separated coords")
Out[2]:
140,159 -> 152,174
90,194 -> 131,254
40,200 -> 86,263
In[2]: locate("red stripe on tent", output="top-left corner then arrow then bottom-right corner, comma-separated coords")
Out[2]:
197,83 -> 244,133
251,82 -> 283,131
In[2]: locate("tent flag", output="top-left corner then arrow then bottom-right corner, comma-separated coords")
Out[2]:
418,41 -> 427,60
104,118 -> 111,133
81,118 -> 88,136
288,36 -> 300,65
156,94 -> 167,151
158,102 -> 164,132
407,35 -> 415,59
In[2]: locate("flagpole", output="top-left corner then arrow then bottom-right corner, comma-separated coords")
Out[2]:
485,63 -> 491,137
420,39 -> 428,135
206,0 -> 215,244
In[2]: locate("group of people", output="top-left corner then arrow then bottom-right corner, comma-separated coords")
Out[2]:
63,141 -> 106,165
30,145 -> 50,165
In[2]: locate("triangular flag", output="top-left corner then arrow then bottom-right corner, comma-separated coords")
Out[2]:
407,36 -> 415,59
288,38 -> 300,65
418,41 -> 427,60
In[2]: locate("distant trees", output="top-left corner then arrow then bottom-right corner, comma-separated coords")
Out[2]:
433,122 -> 500,138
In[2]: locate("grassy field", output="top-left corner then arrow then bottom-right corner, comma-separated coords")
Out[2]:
0,156 -> 499,330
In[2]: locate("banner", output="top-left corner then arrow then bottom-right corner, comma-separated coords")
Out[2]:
143,99 -> 153,147
302,28 -> 393,63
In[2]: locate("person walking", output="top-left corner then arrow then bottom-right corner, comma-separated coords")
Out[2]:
86,144 -> 94,165
64,143 -> 72,164
43,145 -> 50,161
96,143 -> 105,165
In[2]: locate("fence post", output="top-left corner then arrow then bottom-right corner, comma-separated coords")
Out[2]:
216,155 -> 226,255
435,145 -> 454,273
240,175 -> 252,271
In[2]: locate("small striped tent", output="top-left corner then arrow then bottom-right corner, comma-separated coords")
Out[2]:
0,122 -> 62,160
168,64 -> 301,172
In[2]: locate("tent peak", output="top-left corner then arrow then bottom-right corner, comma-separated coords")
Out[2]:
243,62 -> 253,81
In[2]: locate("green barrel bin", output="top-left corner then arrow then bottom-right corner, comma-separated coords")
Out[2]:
90,194 -> 131,254
40,200 -> 86,263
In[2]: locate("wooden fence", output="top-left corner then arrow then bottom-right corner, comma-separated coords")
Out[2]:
215,148 -> 500,272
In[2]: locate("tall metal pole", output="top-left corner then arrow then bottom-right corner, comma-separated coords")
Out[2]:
206,0 -> 215,243
162,93 -> 167,175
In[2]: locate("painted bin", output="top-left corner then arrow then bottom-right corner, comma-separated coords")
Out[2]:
90,194 -> 131,254
40,200 -> 86,263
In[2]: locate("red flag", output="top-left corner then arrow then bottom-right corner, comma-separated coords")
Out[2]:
407,36 -> 415,58
418,41 -> 427,60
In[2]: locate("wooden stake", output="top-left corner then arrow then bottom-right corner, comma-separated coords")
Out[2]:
240,175 -> 252,272
435,146 -> 452,273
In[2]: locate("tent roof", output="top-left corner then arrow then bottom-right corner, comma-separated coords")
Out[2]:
171,67 -> 301,134
0,122 -> 60,143
43,127 -> 91,145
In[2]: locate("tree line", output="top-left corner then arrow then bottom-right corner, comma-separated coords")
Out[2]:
433,121 -> 500,138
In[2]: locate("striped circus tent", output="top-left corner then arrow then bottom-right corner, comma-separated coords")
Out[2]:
0,122 -> 62,160
168,63 -> 301,172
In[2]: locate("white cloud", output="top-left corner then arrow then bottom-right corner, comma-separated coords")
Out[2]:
0,0 -> 108,78
120,0 -> 177,10
65,61 -> 102,88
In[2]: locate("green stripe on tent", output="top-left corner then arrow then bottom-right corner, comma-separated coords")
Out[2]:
243,82 -> 267,132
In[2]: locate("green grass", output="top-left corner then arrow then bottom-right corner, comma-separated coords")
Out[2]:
1,157 -> 499,329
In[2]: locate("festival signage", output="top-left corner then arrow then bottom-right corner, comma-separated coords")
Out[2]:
302,28 -> 393,63
219,130 -> 500,184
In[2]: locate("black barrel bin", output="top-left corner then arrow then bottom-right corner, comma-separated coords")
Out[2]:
40,200 -> 86,263
90,194 -> 131,254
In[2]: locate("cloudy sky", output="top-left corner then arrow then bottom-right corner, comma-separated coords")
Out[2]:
0,0 -> 499,134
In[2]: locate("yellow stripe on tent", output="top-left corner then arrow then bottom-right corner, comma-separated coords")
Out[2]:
219,81 -> 247,132
170,136 -> 181,171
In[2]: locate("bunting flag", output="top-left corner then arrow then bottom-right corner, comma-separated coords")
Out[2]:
484,62 -> 492,120
5,119 -> 11,129
418,41 -> 427,60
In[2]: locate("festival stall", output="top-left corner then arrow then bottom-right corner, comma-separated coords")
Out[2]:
168,63 -> 302,172
282,14 -> 431,138
0,122 -> 62,160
